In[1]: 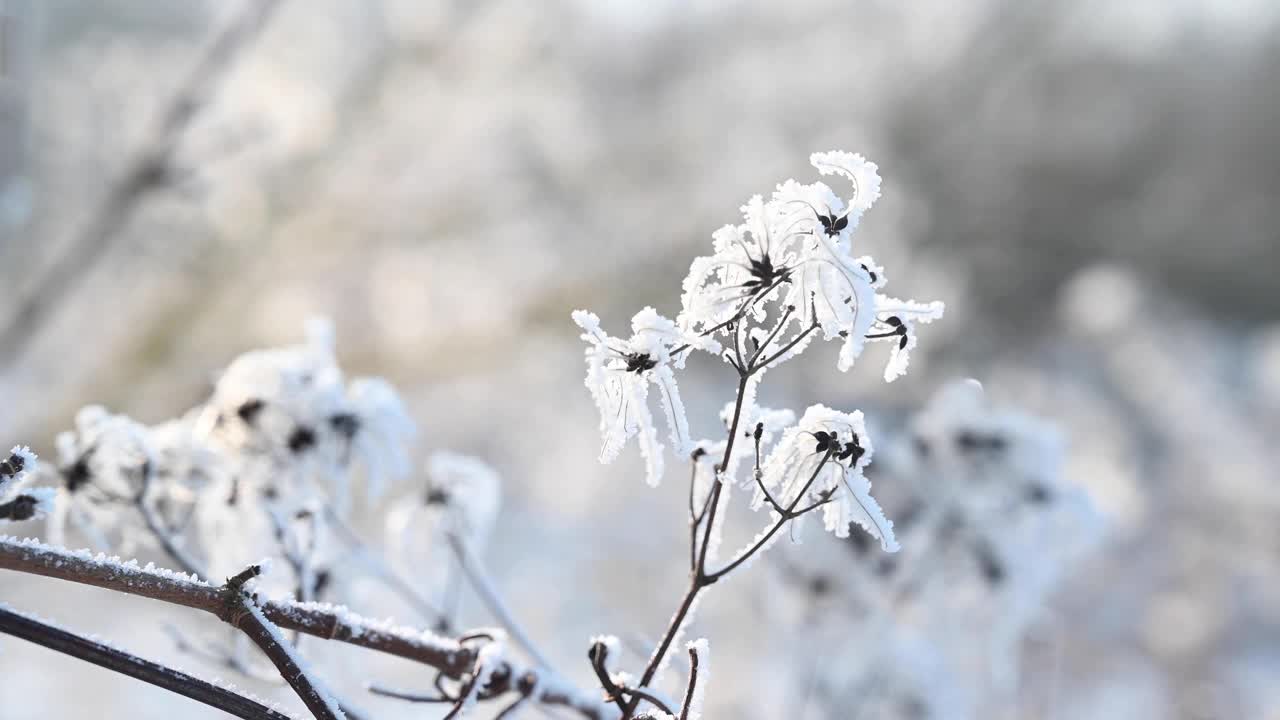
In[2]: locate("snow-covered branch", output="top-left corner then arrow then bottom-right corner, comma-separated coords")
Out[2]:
0,535 -> 611,719
0,604 -> 293,720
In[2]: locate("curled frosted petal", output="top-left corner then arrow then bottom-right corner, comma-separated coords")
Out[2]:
810,150 -> 883,213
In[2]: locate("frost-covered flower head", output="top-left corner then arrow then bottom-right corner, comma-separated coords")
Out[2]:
46,407 -> 157,549
902,379 -> 1064,504
0,445 -> 38,491
198,318 -> 414,508
873,379 -> 1103,606
680,195 -> 799,332
385,453 -> 503,617
573,307 -> 717,486
864,295 -> 946,382
387,451 -> 502,553
0,446 -> 54,523
55,406 -> 153,501
754,405 -> 898,550
678,151 -> 943,378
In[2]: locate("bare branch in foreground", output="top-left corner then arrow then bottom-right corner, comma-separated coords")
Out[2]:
0,604 -> 291,720
220,564 -> 345,719
0,535 -> 613,719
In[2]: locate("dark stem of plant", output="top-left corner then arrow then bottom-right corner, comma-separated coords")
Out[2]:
679,645 -> 702,720
219,565 -> 343,720
622,322 -> 837,717
0,605 -> 292,720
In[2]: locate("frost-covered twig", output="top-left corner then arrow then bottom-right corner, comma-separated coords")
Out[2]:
0,604 -> 292,720
220,565 -> 345,720
678,644 -> 703,720
703,451 -> 836,584
0,535 -> 611,719
137,467 -> 207,579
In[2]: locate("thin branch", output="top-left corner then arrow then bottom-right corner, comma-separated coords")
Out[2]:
717,375 -> 751,475
588,642 -> 630,717
137,468 -> 206,578
323,505 -> 447,626
367,685 -> 455,703
624,373 -> 753,719
495,696 -> 530,719
752,461 -> 788,517
619,686 -> 675,717
687,457 -> 704,571
447,532 -> 556,671
218,565 -> 345,720
678,646 -> 701,720
0,604 -> 292,720
703,451 -> 835,583
747,303 -> 796,368
752,320 -> 820,370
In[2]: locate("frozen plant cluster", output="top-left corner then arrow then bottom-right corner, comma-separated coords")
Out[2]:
40,318 -> 433,597
0,151 -> 1090,720
759,380 -> 1103,719
569,151 -> 945,717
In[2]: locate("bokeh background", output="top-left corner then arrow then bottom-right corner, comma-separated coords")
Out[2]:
2,1 -> 1280,718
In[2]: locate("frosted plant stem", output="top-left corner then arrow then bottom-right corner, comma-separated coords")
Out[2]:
138,471 -> 207,579
626,337 -> 841,718
625,375 -> 750,718
0,605 -> 292,720
678,645 -> 702,720
701,450 -> 833,583
447,532 -> 557,671
219,565 -> 346,720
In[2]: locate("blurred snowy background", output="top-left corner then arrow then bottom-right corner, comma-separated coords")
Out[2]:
2,0 -> 1280,718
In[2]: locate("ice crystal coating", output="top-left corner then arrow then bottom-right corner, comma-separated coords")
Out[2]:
868,296 -> 947,382
678,150 -> 943,376
573,307 -> 716,486
753,405 -> 898,550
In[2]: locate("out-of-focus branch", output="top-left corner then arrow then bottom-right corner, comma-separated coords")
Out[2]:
446,531 -> 556,671
323,505 -> 447,627
0,0 -> 286,369
0,604 -> 292,720
137,468 -> 207,579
